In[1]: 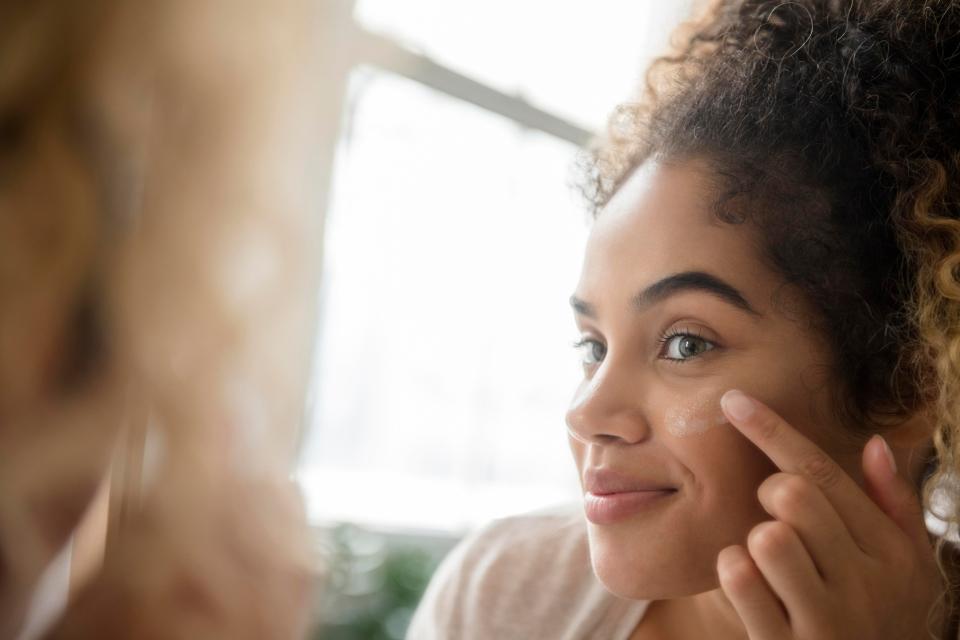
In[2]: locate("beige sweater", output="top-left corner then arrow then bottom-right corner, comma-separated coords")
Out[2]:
406,504 -> 650,639
407,505 -> 960,639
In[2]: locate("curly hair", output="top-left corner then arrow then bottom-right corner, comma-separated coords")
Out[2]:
582,0 -> 960,635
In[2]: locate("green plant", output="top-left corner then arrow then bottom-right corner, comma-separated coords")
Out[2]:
311,523 -> 453,640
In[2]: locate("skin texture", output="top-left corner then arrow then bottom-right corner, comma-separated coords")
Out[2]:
565,158 -> 940,639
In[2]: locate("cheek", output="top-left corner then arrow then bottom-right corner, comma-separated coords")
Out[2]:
663,388 -> 728,438
587,433 -> 778,599
664,400 -> 805,569
688,429 -> 778,507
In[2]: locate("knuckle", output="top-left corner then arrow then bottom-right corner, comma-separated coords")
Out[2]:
753,412 -> 783,444
717,548 -> 758,593
721,563 -> 757,594
798,449 -> 843,490
747,521 -> 793,557
747,520 -> 792,557
768,473 -> 814,515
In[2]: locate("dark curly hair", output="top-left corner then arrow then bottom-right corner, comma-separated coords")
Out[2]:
581,0 -> 960,635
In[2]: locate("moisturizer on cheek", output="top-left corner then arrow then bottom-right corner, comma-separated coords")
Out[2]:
665,390 -> 730,437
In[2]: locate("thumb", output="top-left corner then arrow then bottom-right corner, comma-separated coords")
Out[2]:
862,434 -> 930,552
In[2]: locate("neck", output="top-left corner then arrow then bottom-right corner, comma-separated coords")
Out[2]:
689,587 -> 750,640
638,587 -> 750,640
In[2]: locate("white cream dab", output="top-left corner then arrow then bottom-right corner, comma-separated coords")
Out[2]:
665,390 -> 730,438
565,381 -> 731,442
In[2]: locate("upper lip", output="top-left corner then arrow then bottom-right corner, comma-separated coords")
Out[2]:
584,467 -> 678,495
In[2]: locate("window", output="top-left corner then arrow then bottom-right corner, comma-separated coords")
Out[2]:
297,0 -> 699,535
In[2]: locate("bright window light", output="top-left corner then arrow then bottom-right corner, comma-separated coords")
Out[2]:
297,67 -> 589,534
354,0 -> 698,130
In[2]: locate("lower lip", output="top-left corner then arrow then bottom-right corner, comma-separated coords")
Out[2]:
584,490 -> 677,524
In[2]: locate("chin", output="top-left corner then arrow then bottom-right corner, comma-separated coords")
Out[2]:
586,523 -> 721,600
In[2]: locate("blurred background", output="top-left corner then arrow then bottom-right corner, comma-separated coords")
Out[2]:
300,1 -> 698,638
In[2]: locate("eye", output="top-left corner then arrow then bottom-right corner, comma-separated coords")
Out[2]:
658,328 -> 716,364
571,337 -> 606,367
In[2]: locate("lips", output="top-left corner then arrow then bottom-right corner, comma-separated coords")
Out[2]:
583,491 -> 675,524
582,467 -> 678,524
583,467 -> 678,494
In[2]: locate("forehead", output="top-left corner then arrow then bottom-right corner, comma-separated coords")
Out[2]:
578,158 -> 779,313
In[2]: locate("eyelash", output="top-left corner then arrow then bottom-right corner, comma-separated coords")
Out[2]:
656,327 -> 714,364
571,327 -> 716,367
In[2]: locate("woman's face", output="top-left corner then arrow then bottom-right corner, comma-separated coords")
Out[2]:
566,157 -> 865,600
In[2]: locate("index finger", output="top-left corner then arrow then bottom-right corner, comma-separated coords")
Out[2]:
720,388 -> 896,556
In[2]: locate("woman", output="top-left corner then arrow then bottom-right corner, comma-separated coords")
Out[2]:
407,1 -> 960,638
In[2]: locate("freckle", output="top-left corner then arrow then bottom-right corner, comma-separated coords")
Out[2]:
665,390 -> 729,438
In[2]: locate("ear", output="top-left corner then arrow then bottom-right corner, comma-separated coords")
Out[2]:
873,406 -> 939,498
881,405 -> 936,449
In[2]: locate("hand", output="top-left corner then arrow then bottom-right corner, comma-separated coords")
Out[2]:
715,389 -> 943,640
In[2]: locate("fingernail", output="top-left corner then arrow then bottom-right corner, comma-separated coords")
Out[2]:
721,389 -> 755,422
876,434 -> 897,475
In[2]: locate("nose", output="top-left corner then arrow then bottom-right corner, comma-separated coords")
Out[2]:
565,358 -> 652,446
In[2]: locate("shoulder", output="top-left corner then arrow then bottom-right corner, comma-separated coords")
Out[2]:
406,503 -> 638,640
456,503 -> 593,578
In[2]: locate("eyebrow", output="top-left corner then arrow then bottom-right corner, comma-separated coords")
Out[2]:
569,270 -> 762,319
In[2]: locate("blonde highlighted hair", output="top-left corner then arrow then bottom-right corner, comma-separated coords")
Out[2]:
0,0 -> 326,636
